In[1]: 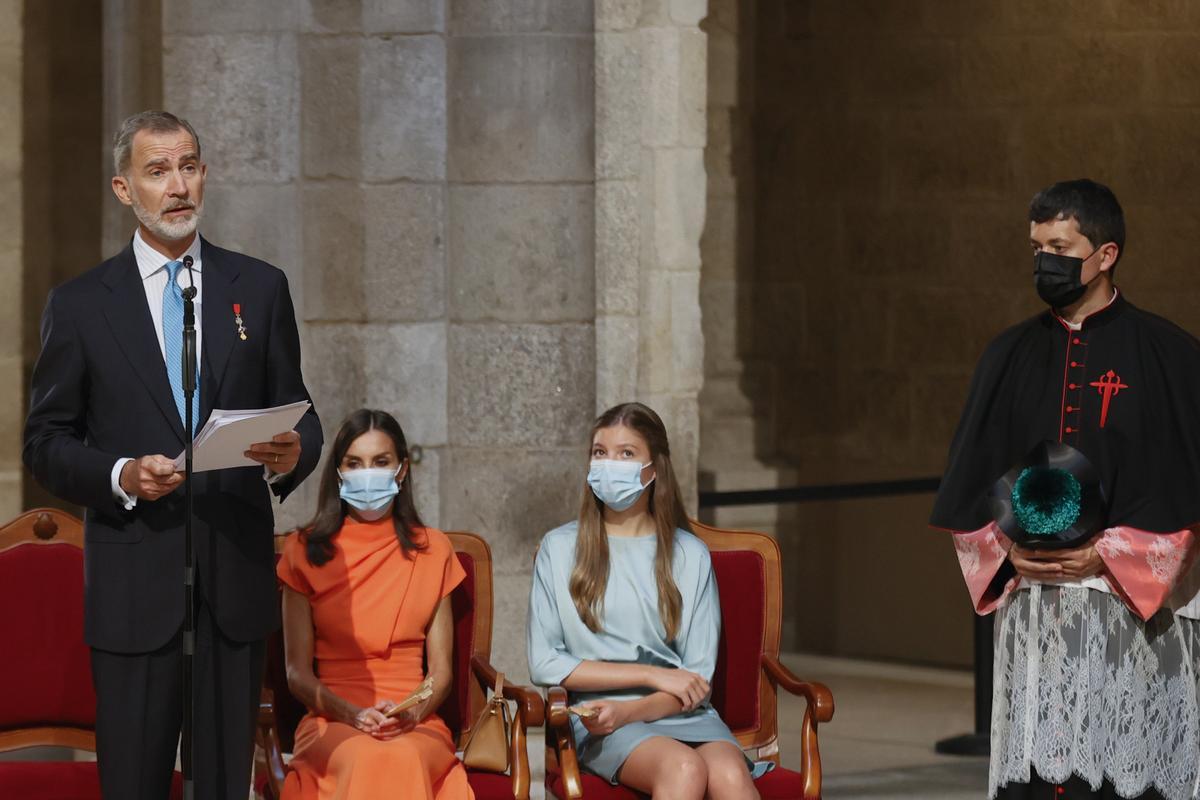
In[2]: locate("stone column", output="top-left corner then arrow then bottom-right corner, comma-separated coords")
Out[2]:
595,0 -> 707,508
102,0 -> 162,255
292,1 -> 451,535
162,0 -> 598,680
162,1 -> 451,536
0,0 -> 22,519
162,0 -> 312,529
440,1 -> 597,677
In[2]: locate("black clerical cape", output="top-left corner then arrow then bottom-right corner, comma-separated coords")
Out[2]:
931,291 -> 1200,534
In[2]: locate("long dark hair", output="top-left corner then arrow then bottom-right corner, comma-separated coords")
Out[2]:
304,409 -> 426,566
568,402 -> 691,639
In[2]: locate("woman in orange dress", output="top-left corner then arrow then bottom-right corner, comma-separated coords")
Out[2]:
276,408 -> 472,800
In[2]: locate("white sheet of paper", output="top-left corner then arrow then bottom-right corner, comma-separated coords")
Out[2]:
173,400 -> 311,472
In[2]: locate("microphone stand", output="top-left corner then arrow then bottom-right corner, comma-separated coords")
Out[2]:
180,255 -> 197,800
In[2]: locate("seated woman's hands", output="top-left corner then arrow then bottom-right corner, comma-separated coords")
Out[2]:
651,667 -> 710,711
578,700 -> 629,736
349,701 -> 406,740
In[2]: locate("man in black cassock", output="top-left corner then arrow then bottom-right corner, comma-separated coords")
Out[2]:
932,179 -> 1200,800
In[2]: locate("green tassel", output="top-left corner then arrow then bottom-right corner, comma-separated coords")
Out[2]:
1011,466 -> 1082,536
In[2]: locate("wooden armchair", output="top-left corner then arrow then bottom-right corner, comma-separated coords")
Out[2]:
543,520 -> 835,800
0,509 -> 183,799
255,530 -> 544,800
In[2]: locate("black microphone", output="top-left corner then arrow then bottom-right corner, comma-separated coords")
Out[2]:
181,255 -> 197,301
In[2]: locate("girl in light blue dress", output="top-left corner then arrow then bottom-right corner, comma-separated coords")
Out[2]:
527,402 -> 764,799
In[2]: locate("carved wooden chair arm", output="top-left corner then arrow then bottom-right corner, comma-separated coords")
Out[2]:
470,654 -> 545,727
762,654 -> 833,799
545,686 -> 584,800
761,655 -> 834,722
256,687 -> 287,800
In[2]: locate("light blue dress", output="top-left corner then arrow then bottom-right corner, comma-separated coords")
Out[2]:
527,521 -> 771,784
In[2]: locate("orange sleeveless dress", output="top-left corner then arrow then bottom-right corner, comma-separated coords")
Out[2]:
276,519 -> 472,800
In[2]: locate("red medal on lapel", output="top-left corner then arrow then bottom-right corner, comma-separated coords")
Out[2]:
233,303 -> 247,340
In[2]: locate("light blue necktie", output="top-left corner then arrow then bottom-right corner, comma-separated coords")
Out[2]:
162,259 -> 200,434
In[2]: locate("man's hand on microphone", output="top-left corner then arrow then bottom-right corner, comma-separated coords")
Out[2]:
120,455 -> 183,501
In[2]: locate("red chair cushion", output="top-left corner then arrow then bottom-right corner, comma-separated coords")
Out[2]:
709,550 -> 765,733
753,766 -> 807,798
465,768 -> 513,799
548,770 -> 640,799
0,542 -> 96,728
546,764 -> 805,799
0,762 -> 183,800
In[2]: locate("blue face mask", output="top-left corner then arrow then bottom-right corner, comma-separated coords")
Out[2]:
587,460 -> 654,512
338,467 -> 401,521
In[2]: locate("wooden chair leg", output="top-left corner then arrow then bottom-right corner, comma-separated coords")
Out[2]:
510,712 -> 530,800
255,688 -> 287,800
545,687 -> 583,800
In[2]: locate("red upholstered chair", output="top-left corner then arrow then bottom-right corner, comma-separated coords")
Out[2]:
256,530 -> 544,800
0,509 -> 183,800
543,520 -> 835,800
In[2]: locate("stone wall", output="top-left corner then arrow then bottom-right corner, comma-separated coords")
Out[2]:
735,0 -> 1200,667
6,0 -> 710,681
163,0 -> 599,679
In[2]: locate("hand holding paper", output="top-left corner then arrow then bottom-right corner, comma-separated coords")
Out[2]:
244,429 -> 302,475
173,401 -> 310,472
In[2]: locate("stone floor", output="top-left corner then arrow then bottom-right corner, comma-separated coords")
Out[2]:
780,654 -> 989,799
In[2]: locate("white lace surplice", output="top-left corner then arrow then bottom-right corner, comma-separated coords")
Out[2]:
990,585 -> 1200,799
951,524 -> 1200,798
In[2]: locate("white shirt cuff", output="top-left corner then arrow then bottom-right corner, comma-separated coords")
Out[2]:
111,458 -> 137,510
264,465 -> 291,485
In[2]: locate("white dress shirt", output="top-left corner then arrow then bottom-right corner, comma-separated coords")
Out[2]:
133,227 -> 204,363
109,231 -> 285,509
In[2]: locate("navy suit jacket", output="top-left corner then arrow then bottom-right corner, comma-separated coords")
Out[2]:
23,237 -> 323,653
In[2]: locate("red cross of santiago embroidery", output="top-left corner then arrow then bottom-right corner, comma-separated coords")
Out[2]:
1088,369 -> 1129,428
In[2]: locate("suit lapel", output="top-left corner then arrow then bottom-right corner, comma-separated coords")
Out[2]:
199,238 -> 240,423
101,243 -> 185,446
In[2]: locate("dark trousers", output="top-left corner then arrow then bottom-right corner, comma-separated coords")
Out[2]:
997,769 -> 1166,800
90,595 -> 266,800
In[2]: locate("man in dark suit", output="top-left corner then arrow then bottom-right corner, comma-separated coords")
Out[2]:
23,110 -> 323,799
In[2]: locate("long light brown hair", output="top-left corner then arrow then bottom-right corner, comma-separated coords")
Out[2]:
568,402 -> 691,640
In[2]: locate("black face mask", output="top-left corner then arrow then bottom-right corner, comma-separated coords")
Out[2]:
1033,248 -> 1100,308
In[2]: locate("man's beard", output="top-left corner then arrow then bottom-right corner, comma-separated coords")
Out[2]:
130,192 -> 203,242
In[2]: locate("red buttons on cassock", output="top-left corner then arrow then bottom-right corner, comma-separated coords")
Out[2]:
1065,427 -> 1074,433
1069,383 -> 1077,389
1071,361 -> 1078,367
1066,406 -> 1074,412
1073,338 -> 1081,344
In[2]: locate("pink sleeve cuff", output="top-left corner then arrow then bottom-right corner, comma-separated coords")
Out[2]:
952,523 -> 1017,615
1095,527 -> 1197,621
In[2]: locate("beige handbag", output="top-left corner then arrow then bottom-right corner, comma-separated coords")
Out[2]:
461,671 -> 511,773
